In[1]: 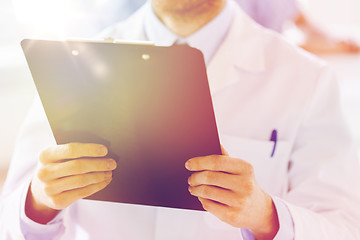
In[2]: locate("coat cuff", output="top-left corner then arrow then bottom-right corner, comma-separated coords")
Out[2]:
272,196 -> 294,240
19,179 -> 65,240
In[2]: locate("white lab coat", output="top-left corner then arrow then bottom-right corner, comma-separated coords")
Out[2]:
1,4 -> 360,240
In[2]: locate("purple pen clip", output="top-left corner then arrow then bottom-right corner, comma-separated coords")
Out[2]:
270,129 -> 277,158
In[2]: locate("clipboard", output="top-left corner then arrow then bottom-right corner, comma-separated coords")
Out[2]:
21,39 -> 221,211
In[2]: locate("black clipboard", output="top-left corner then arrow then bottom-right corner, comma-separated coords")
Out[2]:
21,39 -> 221,211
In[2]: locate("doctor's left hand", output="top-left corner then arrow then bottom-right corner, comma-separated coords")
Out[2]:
185,149 -> 279,240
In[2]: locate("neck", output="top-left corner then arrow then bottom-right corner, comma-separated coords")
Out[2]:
152,0 -> 226,38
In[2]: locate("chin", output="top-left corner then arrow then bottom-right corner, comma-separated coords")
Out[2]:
152,0 -> 222,14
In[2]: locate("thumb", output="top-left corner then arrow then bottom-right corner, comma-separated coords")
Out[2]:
220,145 -> 229,156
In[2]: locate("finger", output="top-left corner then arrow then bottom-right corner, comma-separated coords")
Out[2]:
51,179 -> 111,210
44,171 -> 113,195
40,143 -> 108,163
198,197 -> 238,226
220,145 -> 229,156
38,158 -> 117,181
198,196 -> 228,211
188,185 -> 235,207
188,171 -> 243,191
185,155 -> 253,175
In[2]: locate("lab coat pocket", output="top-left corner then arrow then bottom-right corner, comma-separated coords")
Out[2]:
221,134 -> 292,196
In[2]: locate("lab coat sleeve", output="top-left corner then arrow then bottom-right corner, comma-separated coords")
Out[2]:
272,196 -> 295,239
282,66 -> 360,239
0,95 -> 66,239
240,196 -> 294,240
19,181 -> 65,240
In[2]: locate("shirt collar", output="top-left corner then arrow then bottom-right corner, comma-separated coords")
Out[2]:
144,0 -> 235,64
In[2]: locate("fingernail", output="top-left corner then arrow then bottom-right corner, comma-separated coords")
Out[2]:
188,186 -> 192,193
107,160 -> 117,169
98,146 -> 108,155
187,177 -> 191,185
185,161 -> 191,170
104,171 -> 112,178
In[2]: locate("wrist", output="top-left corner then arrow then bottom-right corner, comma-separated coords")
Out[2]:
25,183 -> 60,224
250,193 -> 279,240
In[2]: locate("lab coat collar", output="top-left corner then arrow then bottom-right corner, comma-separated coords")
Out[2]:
108,2 -> 266,94
206,4 -> 266,93
122,2 -> 266,73
208,5 -> 266,73
144,0 -> 234,65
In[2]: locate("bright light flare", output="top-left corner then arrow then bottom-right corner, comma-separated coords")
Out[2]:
72,50 -> 79,56
12,0 -> 110,38
93,61 -> 108,79
142,54 -> 150,60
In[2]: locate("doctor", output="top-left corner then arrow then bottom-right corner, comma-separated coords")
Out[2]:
1,0 -> 360,239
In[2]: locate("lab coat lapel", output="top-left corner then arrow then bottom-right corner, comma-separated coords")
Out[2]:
207,6 -> 266,94
125,7 -> 148,41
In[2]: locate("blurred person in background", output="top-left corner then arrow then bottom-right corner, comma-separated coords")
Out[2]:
236,0 -> 360,54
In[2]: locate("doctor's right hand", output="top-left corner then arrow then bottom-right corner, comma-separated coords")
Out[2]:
25,143 -> 117,224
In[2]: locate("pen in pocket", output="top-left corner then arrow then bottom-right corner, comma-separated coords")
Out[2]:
270,129 -> 277,158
